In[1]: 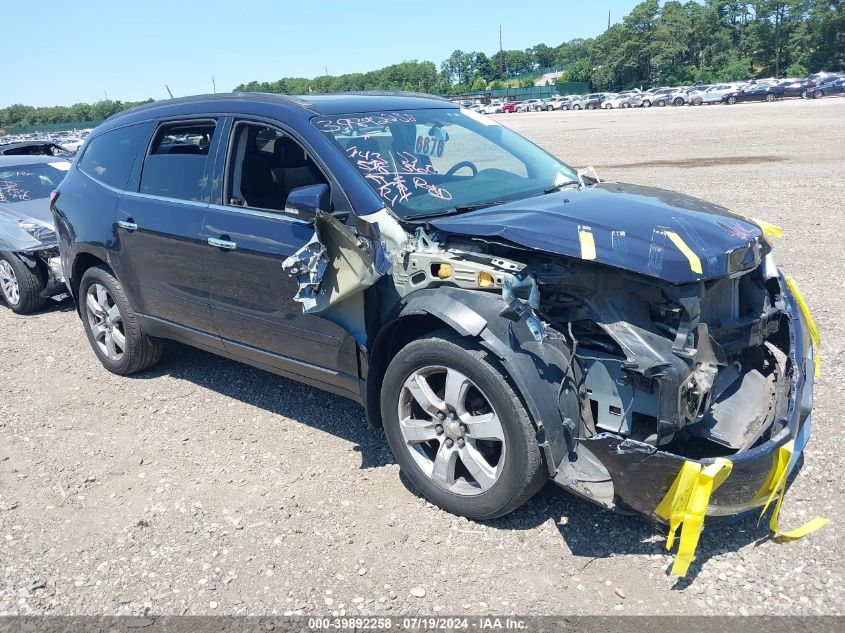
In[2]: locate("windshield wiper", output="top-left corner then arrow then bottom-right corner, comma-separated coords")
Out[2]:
543,180 -> 582,194
409,201 -> 508,220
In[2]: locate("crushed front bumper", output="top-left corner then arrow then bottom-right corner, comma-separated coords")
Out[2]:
573,272 -> 816,524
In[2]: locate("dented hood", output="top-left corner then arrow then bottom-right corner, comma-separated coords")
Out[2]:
429,182 -> 768,283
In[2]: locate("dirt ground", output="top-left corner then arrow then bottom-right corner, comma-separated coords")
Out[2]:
1,97 -> 843,616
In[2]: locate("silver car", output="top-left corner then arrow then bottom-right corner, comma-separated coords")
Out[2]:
0,156 -> 69,313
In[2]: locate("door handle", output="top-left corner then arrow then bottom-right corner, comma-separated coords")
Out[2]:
117,220 -> 138,231
208,237 -> 237,250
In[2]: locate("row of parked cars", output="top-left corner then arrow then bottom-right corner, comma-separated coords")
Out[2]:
469,71 -> 845,113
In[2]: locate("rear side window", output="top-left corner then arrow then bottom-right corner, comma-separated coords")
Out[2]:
139,120 -> 216,201
78,124 -> 149,189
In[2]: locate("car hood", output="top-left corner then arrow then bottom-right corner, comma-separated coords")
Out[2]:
0,197 -> 57,251
429,182 -> 768,283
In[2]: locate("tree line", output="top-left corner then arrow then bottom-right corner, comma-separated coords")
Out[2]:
2,0 -> 842,133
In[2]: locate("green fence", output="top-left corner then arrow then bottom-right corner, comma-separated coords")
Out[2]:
3,119 -> 103,134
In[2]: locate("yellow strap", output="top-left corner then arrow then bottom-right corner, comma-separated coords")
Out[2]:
664,230 -> 703,275
578,227 -> 596,260
655,458 -> 732,576
785,276 -> 821,377
752,218 -> 784,240
758,440 -> 829,540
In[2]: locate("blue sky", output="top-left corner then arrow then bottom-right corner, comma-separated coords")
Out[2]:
3,0 -> 639,107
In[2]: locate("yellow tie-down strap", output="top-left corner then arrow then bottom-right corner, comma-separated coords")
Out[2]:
655,442 -> 828,577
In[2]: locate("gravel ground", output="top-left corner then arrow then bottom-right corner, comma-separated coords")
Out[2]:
1,97 -> 843,616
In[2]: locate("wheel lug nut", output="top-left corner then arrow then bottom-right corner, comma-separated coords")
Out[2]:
444,438 -> 454,448
435,425 -> 444,436
457,437 -> 465,448
437,412 -> 446,420
460,424 -> 468,434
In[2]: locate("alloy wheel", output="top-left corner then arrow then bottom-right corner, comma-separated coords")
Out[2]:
0,260 -> 19,306
85,283 -> 126,361
397,366 -> 506,496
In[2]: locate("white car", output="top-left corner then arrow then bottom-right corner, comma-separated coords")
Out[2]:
692,83 -> 744,104
602,93 -> 635,109
482,101 -> 503,114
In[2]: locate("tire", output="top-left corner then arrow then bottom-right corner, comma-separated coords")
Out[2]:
586,104 -> 596,110
800,90 -> 807,99
381,331 -> 546,521
656,99 -> 667,107
813,90 -> 823,99
79,265 -> 163,375
766,93 -> 776,102
692,97 -> 703,106
0,252 -> 47,314
642,100 -> 651,108
573,104 -> 581,110
603,103 -> 612,109
562,105 -> 570,111
673,97 -> 684,106
727,96 -> 737,105
621,102 -> 630,108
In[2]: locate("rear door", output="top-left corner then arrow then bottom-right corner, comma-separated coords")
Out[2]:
115,118 -> 220,338
202,117 -> 360,390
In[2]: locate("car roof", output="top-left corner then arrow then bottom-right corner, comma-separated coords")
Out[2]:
0,155 -> 69,167
102,92 -> 456,131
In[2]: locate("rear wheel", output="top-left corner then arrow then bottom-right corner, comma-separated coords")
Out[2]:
727,96 -> 737,105
692,97 -> 703,106
79,265 -> 163,375
381,332 -> 546,520
673,97 -> 684,106
0,252 -> 47,314
642,99 -> 651,108
813,90 -> 823,99
765,93 -> 776,102
656,99 -> 667,107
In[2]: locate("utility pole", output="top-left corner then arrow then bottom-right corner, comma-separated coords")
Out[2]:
608,10 -> 611,30
499,24 -> 504,80
212,75 -> 216,93
325,65 -> 329,76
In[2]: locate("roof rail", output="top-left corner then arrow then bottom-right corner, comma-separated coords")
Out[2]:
105,92 -> 314,122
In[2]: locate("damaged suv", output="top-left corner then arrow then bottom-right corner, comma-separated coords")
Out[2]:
53,93 -> 818,531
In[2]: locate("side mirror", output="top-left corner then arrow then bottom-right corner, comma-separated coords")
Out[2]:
284,183 -> 330,222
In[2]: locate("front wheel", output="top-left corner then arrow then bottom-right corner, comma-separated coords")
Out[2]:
727,96 -> 737,105
79,265 -> 163,375
656,99 -> 667,107
766,93 -> 776,102
642,100 -> 651,108
381,332 -> 546,521
673,97 -> 684,106
0,252 -> 47,314
813,90 -> 823,99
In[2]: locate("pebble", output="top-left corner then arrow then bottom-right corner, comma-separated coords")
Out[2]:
410,587 -> 426,598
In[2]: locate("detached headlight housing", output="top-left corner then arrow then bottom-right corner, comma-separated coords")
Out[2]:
18,220 -> 56,244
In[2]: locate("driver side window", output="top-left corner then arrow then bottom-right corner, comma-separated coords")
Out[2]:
226,122 -> 328,212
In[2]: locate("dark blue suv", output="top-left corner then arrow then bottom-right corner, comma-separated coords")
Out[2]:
53,93 -> 817,538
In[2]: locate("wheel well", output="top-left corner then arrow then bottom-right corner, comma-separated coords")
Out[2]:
364,313 -> 450,428
71,253 -> 109,305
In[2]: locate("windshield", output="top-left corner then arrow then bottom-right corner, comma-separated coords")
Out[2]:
312,108 -> 578,219
0,162 -> 69,203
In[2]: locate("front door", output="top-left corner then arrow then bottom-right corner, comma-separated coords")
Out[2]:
203,119 -> 360,390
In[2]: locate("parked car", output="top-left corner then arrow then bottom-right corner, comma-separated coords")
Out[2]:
692,83 -> 744,104
804,78 -> 844,99
575,93 -> 608,110
481,101 -> 503,114
501,100 -> 521,113
722,84 -> 785,104
516,99 -> 546,112
53,94 -> 818,552
640,87 -> 675,107
0,156 -> 69,313
555,95 -> 581,110
601,93 -> 635,109
0,141 -> 75,157
666,88 -> 701,106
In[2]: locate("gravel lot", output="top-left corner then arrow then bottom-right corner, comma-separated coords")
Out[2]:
1,98 -> 843,617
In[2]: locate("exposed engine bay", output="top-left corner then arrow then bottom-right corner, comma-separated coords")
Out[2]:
283,206 -> 793,473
